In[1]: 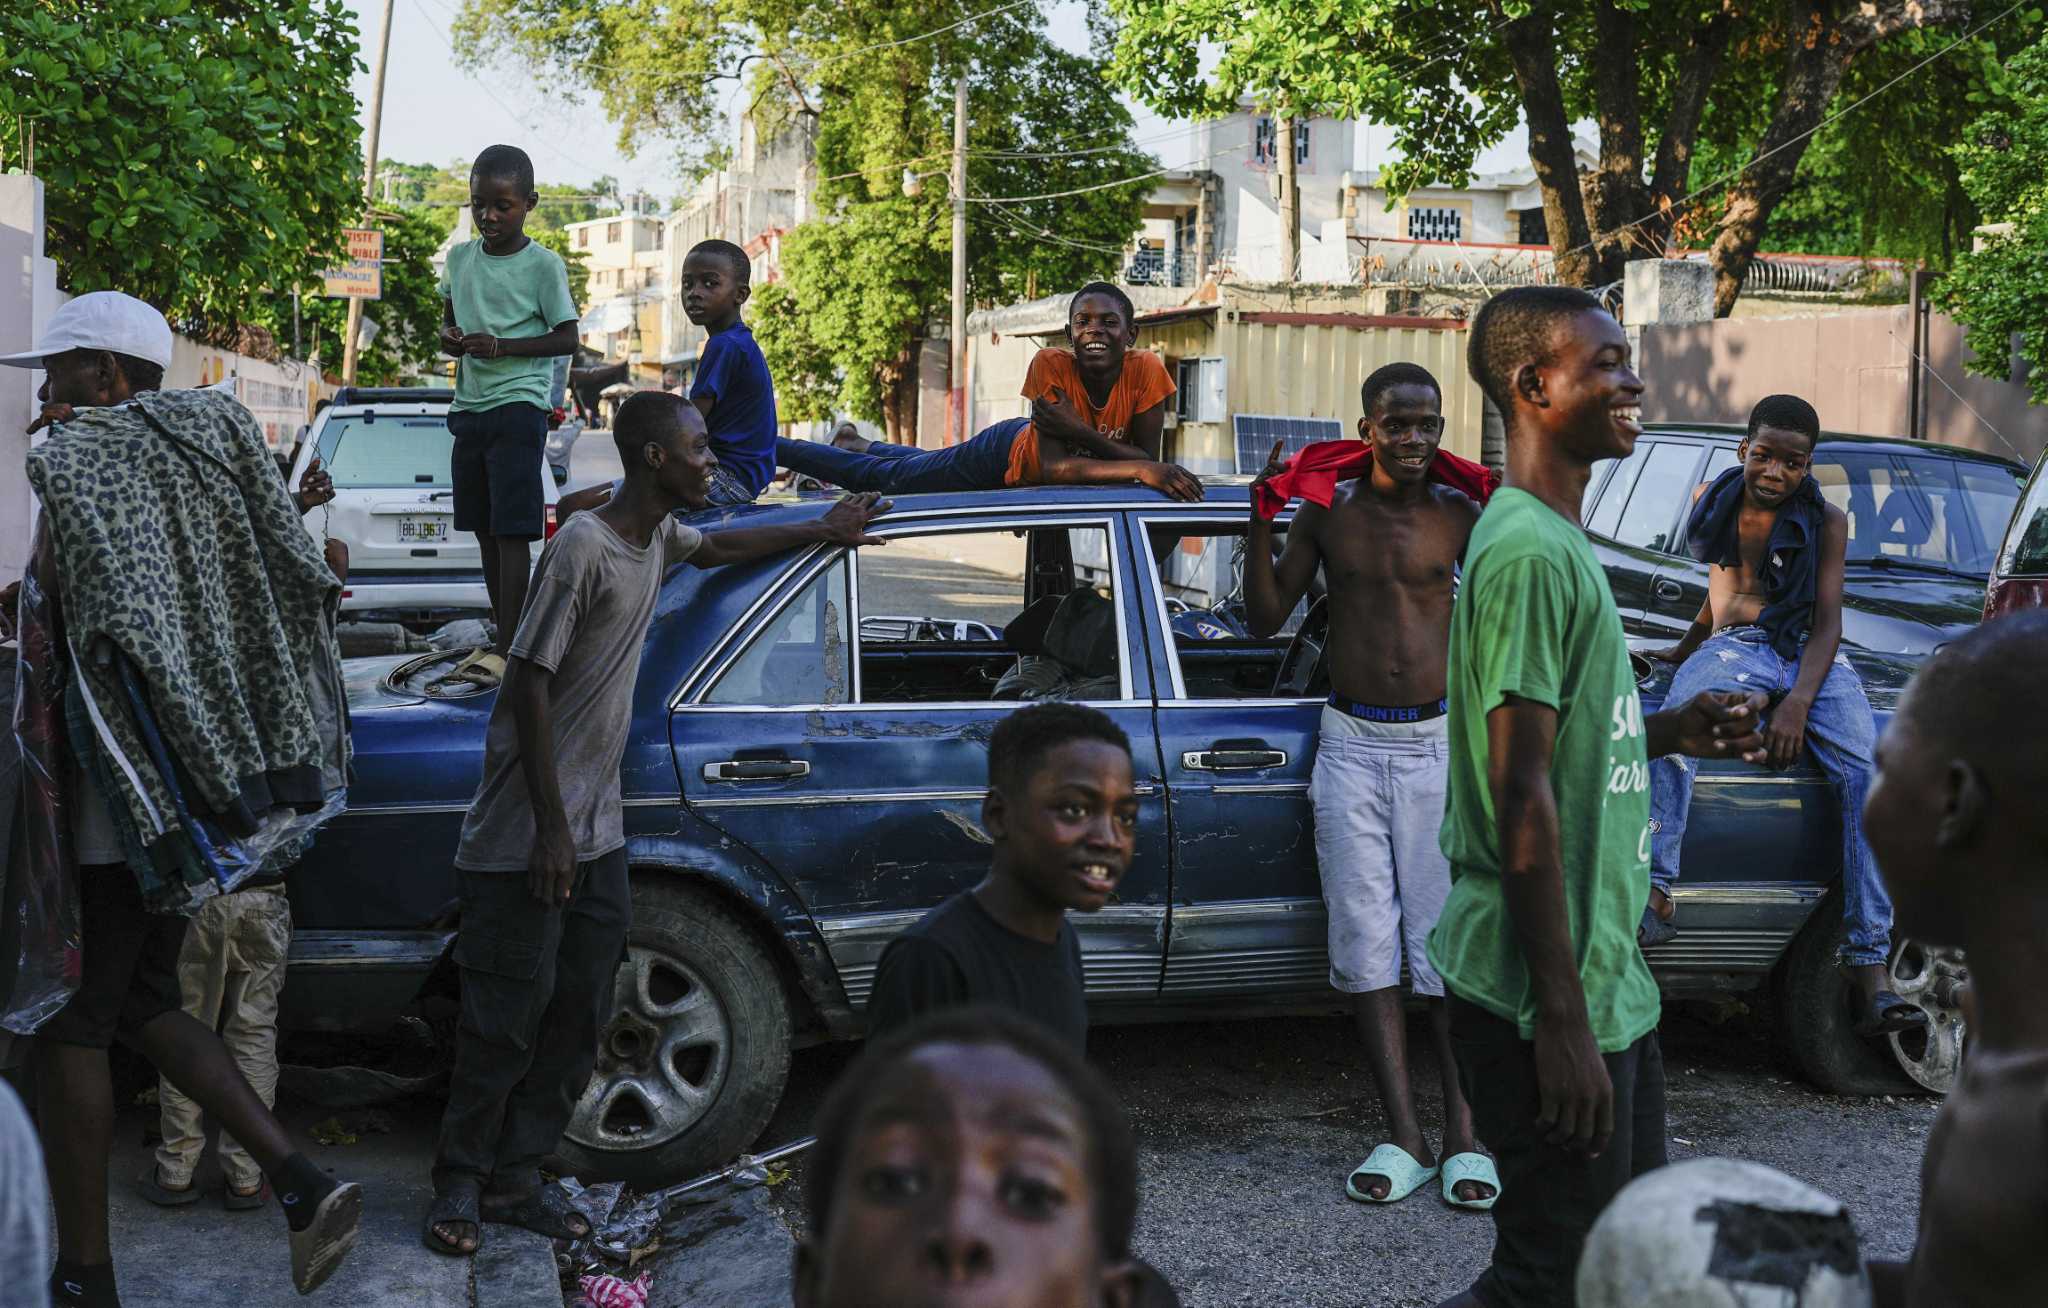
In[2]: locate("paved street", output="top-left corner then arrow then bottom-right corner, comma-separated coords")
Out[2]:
760,1004 -> 1934,1308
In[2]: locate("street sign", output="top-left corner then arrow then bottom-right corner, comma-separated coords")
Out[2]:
322,228 -> 383,299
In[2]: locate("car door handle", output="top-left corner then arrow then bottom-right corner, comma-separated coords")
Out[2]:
702,759 -> 811,782
1652,579 -> 1685,602
1183,748 -> 1288,771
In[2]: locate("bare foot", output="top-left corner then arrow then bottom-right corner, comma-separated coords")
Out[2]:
1440,1137 -> 1496,1204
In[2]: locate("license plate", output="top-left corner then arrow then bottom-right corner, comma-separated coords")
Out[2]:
398,517 -> 449,543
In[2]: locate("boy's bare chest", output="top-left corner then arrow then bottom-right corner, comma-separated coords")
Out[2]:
1319,496 -> 1462,590
1912,1076 -> 2048,1301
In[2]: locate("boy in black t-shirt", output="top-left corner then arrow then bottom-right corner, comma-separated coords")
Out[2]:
865,703 -> 1137,1053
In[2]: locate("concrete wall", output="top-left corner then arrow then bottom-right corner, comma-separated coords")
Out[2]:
1638,305 -> 2048,465
1,176 -> 59,579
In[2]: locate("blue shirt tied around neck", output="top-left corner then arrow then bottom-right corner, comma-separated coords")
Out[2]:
1683,465 -> 1828,660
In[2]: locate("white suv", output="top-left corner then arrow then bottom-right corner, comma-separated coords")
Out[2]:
289,388 -> 561,626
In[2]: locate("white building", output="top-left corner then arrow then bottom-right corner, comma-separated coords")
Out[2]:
566,193 -> 669,366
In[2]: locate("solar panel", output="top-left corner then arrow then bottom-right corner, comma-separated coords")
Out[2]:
1232,414 -> 1350,475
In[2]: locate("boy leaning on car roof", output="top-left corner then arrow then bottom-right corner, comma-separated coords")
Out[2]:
437,143 -> 582,691
424,392 -> 891,1256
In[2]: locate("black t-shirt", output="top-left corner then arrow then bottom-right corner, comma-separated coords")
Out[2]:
865,891 -> 1088,1053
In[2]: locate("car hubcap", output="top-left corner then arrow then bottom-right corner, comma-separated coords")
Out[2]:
567,943 -> 732,1152
1887,939 -> 1967,1094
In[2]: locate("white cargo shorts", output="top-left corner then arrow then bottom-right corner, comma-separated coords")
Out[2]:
1308,706 -> 1451,997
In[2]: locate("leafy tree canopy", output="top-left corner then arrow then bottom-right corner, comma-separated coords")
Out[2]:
246,206 -> 447,385
0,0 -> 364,339
1939,34 -> 2048,405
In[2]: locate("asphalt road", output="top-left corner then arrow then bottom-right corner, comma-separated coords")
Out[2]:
759,1002 -> 1935,1308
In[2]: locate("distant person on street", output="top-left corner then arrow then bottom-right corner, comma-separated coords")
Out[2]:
556,238 -> 782,520
437,143 -> 582,691
140,463 -> 344,1213
1430,286 -> 1769,1308
863,703 -> 1138,1055
796,1007 -> 1147,1308
0,292 -> 362,1305
1242,362 -> 1496,1211
1642,395 -> 1922,1039
1862,612 -> 2048,1308
772,284 -> 1202,502
425,392 -> 890,1256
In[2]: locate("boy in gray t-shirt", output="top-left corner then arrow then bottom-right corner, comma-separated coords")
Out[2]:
425,393 -> 889,1256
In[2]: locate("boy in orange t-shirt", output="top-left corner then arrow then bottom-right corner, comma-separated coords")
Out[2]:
776,283 -> 1202,500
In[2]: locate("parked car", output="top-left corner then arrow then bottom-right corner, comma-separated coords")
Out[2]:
1983,444 -> 2048,621
288,387 -> 562,629
280,483 -> 1970,1186
1583,425 -> 2026,656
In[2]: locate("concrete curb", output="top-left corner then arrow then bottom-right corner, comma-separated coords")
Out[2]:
472,1226 -> 562,1308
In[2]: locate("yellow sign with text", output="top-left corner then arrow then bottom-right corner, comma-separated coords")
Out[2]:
322,228 -> 384,299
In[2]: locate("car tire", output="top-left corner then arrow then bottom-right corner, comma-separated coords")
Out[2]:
554,876 -> 794,1187
1775,887 -> 1917,1096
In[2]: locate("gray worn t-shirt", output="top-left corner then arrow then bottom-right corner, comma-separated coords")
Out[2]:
455,512 -> 702,871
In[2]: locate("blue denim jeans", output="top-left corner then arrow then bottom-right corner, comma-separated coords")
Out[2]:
774,419 -> 1029,493
1647,626 -> 1893,967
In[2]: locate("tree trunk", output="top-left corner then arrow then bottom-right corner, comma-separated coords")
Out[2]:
1278,113 -> 1300,281
1708,0 -> 1970,316
1645,11 -> 1735,253
878,342 -> 914,442
1497,4 -> 1599,287
1583,0 -> 1648,281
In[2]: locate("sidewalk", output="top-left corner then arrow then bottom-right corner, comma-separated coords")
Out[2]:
104,1100 -> 556,1307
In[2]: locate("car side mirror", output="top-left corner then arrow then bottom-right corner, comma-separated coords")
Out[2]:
550,464 -> 569,488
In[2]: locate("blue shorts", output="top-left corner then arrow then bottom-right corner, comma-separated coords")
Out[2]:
448,403 -> 546,540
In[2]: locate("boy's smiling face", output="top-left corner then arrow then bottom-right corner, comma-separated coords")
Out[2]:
1067,293 -> 1134,383
681,250 -> 749,329
469,173 -> 536,254
796,1041 -> 1134,1308
985,739 -> 1137,914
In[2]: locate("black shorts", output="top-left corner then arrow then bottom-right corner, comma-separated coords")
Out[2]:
448,403 -> 546,540
38,866 -> 190,1050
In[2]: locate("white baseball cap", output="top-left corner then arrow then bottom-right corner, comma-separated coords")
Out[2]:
0,291 -> 175,371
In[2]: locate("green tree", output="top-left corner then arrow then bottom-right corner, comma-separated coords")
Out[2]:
250,207 -> 448,385
0,0 -> 364,337
1938,35 -> 2048,406
531,227 -> 592,310
1102,0 -> 1999,314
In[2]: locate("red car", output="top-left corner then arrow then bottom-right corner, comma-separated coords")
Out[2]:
1985,447 -> 2048,620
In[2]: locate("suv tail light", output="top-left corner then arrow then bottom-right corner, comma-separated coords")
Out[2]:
544,503 -> 560,540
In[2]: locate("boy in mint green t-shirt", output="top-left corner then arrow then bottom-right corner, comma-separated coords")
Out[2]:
1429,287 -> 1769,1308
437,144 -> 580,688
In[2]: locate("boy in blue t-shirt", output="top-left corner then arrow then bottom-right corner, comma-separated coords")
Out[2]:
438,144 -> 580,689
556,239 -> 776,522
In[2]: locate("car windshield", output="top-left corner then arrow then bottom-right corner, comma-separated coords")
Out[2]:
314,415 -> 452,489
1996,457 -> 2048,578
1810,450 -> 2022,579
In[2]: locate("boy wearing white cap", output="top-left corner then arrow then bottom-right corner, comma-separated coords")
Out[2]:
1,292 -> 362,1305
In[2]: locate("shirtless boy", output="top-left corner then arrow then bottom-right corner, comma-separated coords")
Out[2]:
1244,362 -> 1495,1210
776,283 -> 1200,501
1645,395 -> 1923,1040
1863,612 -> 2048,1308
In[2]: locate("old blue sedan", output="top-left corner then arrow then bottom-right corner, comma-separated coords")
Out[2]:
281,483 -> 1962,1184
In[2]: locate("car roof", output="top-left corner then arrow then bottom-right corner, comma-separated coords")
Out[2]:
1642,423 -> 2026,471
329,386 -> 455,406
678,480 -> 1258,532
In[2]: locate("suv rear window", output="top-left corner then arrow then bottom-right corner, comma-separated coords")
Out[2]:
1997,457 -> 2048,578
314,415 -> 452,488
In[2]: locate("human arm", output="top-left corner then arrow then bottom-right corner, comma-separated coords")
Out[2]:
685,492 -> 892,568
295,457 -> 334,516
440,299 -> 465,357
1487,696 -> 1614,1156
1643,691 -> 1769,762
1764,507 -> 1847,769
504,656 -> 576,905
1028,389 -> 1164,462
459,319 -> 581,361
1243,439 -> 1323,637
1040,452 -> 1202,502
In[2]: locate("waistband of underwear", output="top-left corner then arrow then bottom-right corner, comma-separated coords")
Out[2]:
1326,694 -> 1449,724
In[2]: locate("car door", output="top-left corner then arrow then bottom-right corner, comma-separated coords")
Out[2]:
666,510 -> 1171,1014
1584,439 -> 1710,642
1644,443 -> 1740,644
1133,512 -> 1328,1000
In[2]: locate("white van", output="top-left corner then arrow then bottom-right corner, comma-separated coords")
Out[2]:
289,388 -> 561,627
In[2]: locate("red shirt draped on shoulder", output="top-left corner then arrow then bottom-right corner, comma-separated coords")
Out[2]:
1003,348 -> 1177,486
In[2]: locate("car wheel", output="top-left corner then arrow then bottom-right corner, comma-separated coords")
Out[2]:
554,877 -> 793,1187
1884,939 -> 1968,1094
1776,887 -> 1930,1096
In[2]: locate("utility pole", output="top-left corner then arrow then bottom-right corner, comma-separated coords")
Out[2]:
343,0 -> 396,385
948,73 -> 968,448
1277,113 -> 1299,282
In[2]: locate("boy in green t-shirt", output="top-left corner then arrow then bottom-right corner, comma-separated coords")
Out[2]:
1428,287 -> 1769,1308
438,144 -> 581,690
